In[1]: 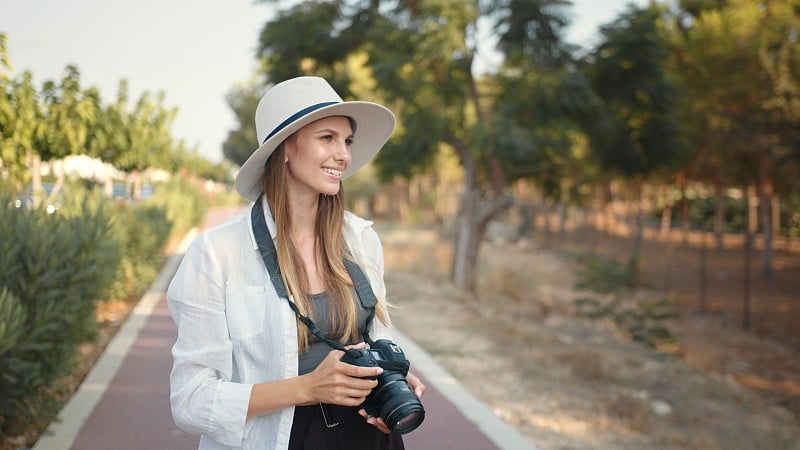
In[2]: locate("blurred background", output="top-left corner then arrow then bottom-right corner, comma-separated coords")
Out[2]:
1,0 -> 799,449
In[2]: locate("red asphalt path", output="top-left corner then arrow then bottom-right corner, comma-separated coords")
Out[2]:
34,207 -> 534,450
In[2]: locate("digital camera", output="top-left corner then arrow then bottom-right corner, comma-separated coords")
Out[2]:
341,339 -> 425,434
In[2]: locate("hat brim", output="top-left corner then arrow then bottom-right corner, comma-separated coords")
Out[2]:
235,101 -> 395,202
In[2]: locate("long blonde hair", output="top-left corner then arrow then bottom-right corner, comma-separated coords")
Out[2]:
260,144 -> 388,351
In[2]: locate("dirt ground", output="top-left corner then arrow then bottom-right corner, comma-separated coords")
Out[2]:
381,223 -> 800,450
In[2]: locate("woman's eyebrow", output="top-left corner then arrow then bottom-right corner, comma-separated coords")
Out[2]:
314,127 -> 354,138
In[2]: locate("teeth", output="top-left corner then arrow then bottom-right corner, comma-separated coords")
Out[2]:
323,168 -> 342,177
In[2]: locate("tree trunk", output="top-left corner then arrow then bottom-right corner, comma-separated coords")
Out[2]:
677,172 -> 690,246
46,159 -> 66,208
630,178 -> 645,286
543,199 -> 553,248
757,157 -> 773,278
699,231 -> 707,313
743,185 -> 755,331
451,188 -> 481,292
713,181 -> 726,250
558,201 -> 568,244
30,150 -> 43,207
659,184 -> 672,239
603,182 -> 614,234
450,189 -> 514,293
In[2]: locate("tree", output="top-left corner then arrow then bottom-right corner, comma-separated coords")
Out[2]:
0,32 -> 24,193
252,0 -> 579,292
95,81 -> 180,200
670,0 -> 800,277
222,80 -> 263,166
581,3 -> 687,279
34,66 -> 98,204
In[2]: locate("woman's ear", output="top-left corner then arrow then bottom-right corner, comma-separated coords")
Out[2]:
282,135 -> 297,163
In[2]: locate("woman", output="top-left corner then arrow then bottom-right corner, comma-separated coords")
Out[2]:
167,76 -> 426,449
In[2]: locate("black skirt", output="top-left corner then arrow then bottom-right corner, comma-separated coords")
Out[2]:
289,404 -> 405,450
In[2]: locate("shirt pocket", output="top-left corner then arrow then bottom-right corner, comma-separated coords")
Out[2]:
225,283 -> 268,340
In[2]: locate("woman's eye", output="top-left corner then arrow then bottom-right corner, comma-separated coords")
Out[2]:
345,138 -> 354,146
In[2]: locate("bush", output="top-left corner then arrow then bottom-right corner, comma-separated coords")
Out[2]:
58,178 -> 203,302
573,252 -> 676,348
0,198 -> 120,436
574,295 -> 677,348
145,177 -> 208,243
0,177 -> 210,442
102,203 -> 172,301
573,252 -> 639,294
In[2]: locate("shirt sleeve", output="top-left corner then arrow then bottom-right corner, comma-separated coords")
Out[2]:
167,233 -> 253,447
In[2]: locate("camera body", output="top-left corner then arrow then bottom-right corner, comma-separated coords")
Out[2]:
341,339 -> 425,434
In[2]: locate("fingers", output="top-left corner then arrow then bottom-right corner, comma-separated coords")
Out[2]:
339,361 -> 383,379
306,349 -> 381,405
359,409 -> 391,434
318,349 -> 382,378
407,372 -> 427,398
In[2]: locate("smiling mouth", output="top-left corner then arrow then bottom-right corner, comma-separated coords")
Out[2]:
322,168 -> 343,177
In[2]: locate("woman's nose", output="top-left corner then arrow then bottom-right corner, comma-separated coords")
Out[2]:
334,140 -> 351,162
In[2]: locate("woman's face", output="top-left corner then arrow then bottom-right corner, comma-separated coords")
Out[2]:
284,115 -> 353,198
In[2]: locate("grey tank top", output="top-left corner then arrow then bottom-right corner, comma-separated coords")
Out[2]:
297,289 -> 371,375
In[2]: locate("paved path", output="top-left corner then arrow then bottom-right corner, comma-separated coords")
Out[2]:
34,207 -> 535,450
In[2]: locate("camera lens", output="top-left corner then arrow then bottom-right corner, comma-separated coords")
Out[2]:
369,372 -> 425,434
393,408 -> 425,432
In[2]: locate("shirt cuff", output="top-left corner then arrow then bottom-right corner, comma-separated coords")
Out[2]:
207,381 -> 254,447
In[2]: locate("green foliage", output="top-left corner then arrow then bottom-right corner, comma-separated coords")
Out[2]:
583,4 -> 688,178
144,177 -> 209,241
222,81 -> 263,166
668,0 -> 800,193
0,288 -> 24,356
659,193 -> 747,233
492,0 -> 574,69
0,176 -> 210,439
60,178 -> 206,301
574,295 -> 677,348
573,252 -> 639,294
1,37 -> 221,194
0,198 -> 120,436
572,252 -> 676,348
103,202 -> 172,300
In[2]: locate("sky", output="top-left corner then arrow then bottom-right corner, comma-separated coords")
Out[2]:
2,0 -> 646,164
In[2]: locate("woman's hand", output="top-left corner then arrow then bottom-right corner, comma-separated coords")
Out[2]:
358,370 -> 426,434
358,409 -> 391,434
406,371 -> 426,398
302,343 -> 382,407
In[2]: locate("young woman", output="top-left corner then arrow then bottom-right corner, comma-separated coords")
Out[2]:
167,76 -> 425,450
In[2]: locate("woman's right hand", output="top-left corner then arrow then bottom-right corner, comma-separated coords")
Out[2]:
301,344 -> 382,406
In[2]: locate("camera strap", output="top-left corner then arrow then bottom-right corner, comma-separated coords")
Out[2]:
250,199 -> 378,354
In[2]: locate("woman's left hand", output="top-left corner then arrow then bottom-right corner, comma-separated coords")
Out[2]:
406,371 -> 426,398
358,409 -> 392,434
358,371 -> 426,434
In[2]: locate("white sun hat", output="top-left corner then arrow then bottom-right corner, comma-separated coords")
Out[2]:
234,76 -> 396,202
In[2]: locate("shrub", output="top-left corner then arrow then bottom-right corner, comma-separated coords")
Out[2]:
0,199 -> 120,436
574,294 -> 677,348
573,252 -> 639,294
145,177 -> 208,243
573,252 -> 676,348
103,203 -> 172,301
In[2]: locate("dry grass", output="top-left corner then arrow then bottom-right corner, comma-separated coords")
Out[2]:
382,225 -> 800,450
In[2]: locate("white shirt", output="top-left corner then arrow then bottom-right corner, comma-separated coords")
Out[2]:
167,200 -> 393,449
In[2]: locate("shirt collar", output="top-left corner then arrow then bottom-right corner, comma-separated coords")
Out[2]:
248,196 -> 278,250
